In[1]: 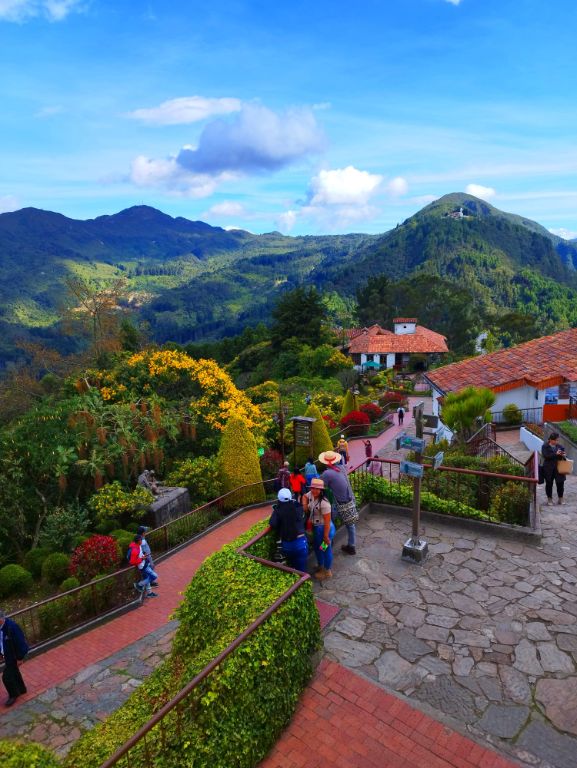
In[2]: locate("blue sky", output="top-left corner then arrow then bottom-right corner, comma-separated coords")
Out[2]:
1,0 -> 577,237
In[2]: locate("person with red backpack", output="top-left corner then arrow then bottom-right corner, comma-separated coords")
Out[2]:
127,534 -> 158,598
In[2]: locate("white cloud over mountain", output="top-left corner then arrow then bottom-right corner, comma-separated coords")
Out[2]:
127,97 -> 241,125
465,183 -> 496,200
0,0 -> 82,21
307,166 -> 382,206
128,104 -> 324,195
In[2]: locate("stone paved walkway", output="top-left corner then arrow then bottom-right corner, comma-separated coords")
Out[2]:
311,424 -> 577,768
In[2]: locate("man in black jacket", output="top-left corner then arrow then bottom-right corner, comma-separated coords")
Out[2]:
268,488 -> 308,571
0,610 -> 29,706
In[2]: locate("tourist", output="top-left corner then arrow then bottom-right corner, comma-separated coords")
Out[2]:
541,432 -> 567,506
397,406 -> 405,425
268,488 -> 308,572
137,525 -> 159,586
289,466 -> 307,503
304,456 -> 319,487
319,450 -> 359,556
364,439 -> 373,469
335,435 -> 349,465
302,478 -> 334,580
0,610 -> 28,707
275,460 -> 291,492
128,534 -> 158,597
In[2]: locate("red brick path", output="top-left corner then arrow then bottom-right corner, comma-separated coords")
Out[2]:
259,659 -> 520,768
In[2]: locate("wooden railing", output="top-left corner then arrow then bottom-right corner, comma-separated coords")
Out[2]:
465,422 -> 525,467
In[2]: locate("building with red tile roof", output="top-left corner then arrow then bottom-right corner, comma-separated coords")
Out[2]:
343,319 -> 448,371
424,327 -> 577,421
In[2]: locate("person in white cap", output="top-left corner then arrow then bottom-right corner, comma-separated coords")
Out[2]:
267,488 -> 308,572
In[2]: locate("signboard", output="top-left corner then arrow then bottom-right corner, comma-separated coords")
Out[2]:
399,435 -> 425,452
434,426 -> 446,444
400,460 -> 424,479
431,451 -> 444,470
422,414 -> 439,429
294,422 -> 312,447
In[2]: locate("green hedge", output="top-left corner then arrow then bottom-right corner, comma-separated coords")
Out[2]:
63,522 -> 320,768
0,740 -> 60,767
355,475 -> 496,522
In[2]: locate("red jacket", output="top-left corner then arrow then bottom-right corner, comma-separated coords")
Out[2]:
289,473 -> 307,492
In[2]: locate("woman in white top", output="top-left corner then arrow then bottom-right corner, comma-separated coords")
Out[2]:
302,477 -> 335,580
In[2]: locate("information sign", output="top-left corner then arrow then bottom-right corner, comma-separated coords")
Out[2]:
422,414 -> 439,429
432,451 -> 444,470
400,460 -> 424,478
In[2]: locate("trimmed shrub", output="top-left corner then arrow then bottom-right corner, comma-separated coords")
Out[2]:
64,522 -> 320,768
295,402 -> 333,468
0,740 -> 60,767
39,503 -> 90,553
41,553 -> 71,586
164,456 -> 222,506
217,415 -> 265,509
38,595 -> 75,639
23,547 -> 52,580
60,576 -> 81,592
69,535 -> 120,583
88,482 -> 153,526
0,564 -> 33,598
502,403 -> 522,425
490,482 -> 530,525
339,389 -> 356,421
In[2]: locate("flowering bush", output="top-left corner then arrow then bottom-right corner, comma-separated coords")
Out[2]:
360,403 -> 383,422
340,410 -> 370,427
378,391 -> 406,407
322,414 -> 338,429
88,481 -> 153,525
259,449 -> 284,480
70,534 -> 120,582
164,456 -> 222,506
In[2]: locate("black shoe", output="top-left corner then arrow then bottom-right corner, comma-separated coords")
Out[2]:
5,697 -> 16,707
341,544 -> 356,555
150,582 -> 159,587
147,591 -> 159,598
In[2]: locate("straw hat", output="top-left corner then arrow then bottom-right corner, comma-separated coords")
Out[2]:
318,450 -> 341,465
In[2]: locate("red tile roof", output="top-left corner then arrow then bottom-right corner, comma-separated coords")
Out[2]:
393,317 -> 418,323
426,328 -> 577,394
348,325 -> 448,355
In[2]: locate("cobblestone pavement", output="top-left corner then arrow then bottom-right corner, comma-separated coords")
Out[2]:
0,623 -> 177,757
314,472 -> 577,768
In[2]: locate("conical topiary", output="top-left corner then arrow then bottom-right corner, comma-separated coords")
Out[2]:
217,415 -> 265,509
339,389 -> 355,422
295,402 -> 334,468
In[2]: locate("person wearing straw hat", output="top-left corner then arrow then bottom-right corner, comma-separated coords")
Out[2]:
302,478 -> 334,580
318,450 -> 359,556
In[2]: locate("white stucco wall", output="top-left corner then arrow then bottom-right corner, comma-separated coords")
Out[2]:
493,386 -> 545,412
520,427 -> 543,453
394,322 -> 416,335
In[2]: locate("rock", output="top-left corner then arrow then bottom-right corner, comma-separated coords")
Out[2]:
513,639 -> 544,676
415,624 -> 450,643
536,678 -> 577,736
557,634 -> 577,653
413,675 -> 478,722
451,630 -> 491,648
477,703 -> 529,739
397,605 -> 426,628
499,665 -> 532,705
324,633 -> 381,667
395,629 -> 433,662
526,622 -> 551,641
334,617 -> 366,639
375,650 -> 427,691
537,642 -> 575,673
452,656 -> 474,676
517,720 -> 577,768
450,593 -> 487,617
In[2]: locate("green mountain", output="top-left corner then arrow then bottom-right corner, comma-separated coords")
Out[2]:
1,193 -> 577,368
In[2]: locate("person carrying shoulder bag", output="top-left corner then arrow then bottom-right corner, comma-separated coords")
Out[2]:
318,450 -> 360,556
541,432 -> 569,506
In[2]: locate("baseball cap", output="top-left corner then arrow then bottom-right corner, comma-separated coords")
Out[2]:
277,488 -> 292,502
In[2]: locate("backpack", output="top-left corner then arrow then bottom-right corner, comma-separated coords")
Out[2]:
125,545 -> 132,563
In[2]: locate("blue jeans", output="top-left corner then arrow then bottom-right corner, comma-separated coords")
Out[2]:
345,523 -> 356,547
281,536 -> 309,572
313,523 -> 336,570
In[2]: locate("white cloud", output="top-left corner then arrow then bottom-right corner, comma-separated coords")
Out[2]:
308,166 -> 382,206
277,210 -> 298,233
206,201 -> 245,217
465,183 -> 496,200
386,176 -> 409,196
0,0 -> 82,21
128,103 -> 324,195
444,0 -> 462,5
0,194 -> 19,213
127,96 -> 242,126
550,227 -> 577,241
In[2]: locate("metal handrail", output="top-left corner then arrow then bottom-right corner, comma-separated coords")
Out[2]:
8,479 -> 277,651
98,529 -> 311,768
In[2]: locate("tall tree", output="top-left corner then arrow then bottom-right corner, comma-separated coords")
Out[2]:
270,287 -> 330,350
